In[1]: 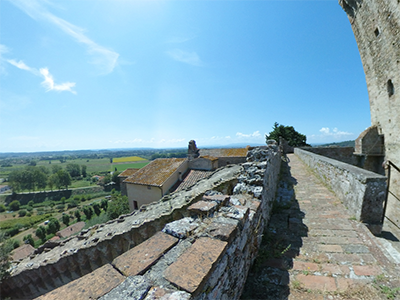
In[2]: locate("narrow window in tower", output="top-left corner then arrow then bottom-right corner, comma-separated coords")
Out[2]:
374,28 -> 380,37
387,79 -> 394,97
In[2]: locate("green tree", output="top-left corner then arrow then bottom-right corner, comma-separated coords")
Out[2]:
0,231 -> 14,281
102,174 -> 112,185
34,168 -> 48,191
62,214 -> 70,226
0,204 -> 6,212
112,171 -> 121,185
8,170 -> 23,193
8,200 -> 20,211
107,195 -> 130,220
81,165 -> 87,177
23,234 -> 34,247
83,206 -> 93,220
265,122 -> 309,147
57,170 -> 71,190
100,199 -> 108,211
51,165 -> 62,174
92,203 -> 101,216
18,210 -> 27,217
74,210 -> 81,222
35,226 -> 46,242
46,218 -> 60,235
66,163 -> 81,178
48,173 -> 58,191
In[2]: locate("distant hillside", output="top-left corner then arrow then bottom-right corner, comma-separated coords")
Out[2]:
318,140 -> 355,148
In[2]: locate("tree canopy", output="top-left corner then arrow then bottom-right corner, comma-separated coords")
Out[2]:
266,122 -> 309,147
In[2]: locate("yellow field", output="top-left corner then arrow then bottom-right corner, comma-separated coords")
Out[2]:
113,156 -> 147,163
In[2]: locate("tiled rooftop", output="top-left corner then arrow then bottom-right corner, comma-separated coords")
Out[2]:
174,170 -> 214,192
124,158 -> 186,187
199,148 -> 248,158
118,168 -> 139,177
57,222 -> 85,239
199,155 -> 219,161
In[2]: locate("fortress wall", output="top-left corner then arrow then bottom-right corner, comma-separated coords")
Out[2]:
339,0 -> 400,228
295,148 -> 386,228
300,147 -> 358,166
3,147 -> 281,300
3,186 -> 105,205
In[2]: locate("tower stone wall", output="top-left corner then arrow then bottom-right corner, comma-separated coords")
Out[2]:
340,0 -> 400,227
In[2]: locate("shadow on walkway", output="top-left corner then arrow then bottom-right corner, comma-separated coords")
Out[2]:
241,158 -> 307,300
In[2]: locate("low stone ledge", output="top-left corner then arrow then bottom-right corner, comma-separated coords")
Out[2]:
164,237 -> 228,294
295,148 -> 386,227
112,231 -> 178,277
34,264 -> 124,300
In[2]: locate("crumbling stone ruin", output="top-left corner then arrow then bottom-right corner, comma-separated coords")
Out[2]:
1,146 -> 281,299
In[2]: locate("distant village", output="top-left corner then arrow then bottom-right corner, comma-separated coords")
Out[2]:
119,140 -> 250,211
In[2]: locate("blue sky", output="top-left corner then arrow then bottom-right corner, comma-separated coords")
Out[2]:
0,0 -> 371,153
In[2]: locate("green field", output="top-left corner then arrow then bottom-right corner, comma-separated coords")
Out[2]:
0,157 -> 150,192
113,156 -> 146,163
112,162 -> 149,171
0,157 -> 150,179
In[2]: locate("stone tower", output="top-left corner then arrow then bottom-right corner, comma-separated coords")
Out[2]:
339,0 -> 400,226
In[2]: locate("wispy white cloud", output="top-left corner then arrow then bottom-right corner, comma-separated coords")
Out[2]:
4,55 -> 76,94
9,0 -> 119,74
166,49 -> 202,66
40,68 -> 76,94
236,131 -> 261,138
309,127 -> 354,142
319,127 -> 352,138
7,59 -> 39,74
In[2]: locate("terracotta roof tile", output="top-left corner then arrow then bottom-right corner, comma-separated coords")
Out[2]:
124,158 -> 186,187
199,148 -> 248,158
200,155 -> 219,161
118,168 -> 139,177
174,170 -> 214,192
11,244 -> 35,261
57,222 -> 85,239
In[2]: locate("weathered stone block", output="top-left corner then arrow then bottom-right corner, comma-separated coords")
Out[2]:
143,286 -> 191,300
35,264 -> 124,300
188,200 -> 218,215
164,237 -> 228,294
112,231 -> 178,277
162,217 -> 201,239
203,194 -> 230,206
99,275 -> 151,300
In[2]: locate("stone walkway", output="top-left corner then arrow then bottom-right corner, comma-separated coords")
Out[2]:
242,153 -> 400,300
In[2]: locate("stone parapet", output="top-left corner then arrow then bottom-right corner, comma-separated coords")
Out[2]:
295,148 -> 386,228
3,146 -> 281,300
32,146 -> 281,300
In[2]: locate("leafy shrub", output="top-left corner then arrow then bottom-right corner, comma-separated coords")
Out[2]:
0,214 -> 52,230
0,204 -> 6,212
107,195 -> 129,220
46,218 -> 60,235
8,200 -> 20,211
18,210 -> 27,217
67,199 -> 78,209
23,234 -> 34,247
56,204 -> 65,211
